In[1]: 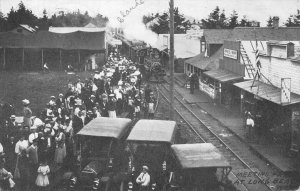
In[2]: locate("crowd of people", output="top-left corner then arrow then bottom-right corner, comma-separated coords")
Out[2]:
0,52 -> 157,191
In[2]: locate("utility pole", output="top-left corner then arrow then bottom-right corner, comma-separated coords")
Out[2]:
169,0 -> 175,120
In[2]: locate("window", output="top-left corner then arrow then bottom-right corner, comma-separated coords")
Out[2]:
163,36 -> 169,48
17,28 -> 23,33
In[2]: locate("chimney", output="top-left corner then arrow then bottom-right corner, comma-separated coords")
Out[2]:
273,16 -> 279,29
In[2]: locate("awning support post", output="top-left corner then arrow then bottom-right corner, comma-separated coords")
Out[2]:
22,48 -> 25,70
41,49 -> 44,70
59,49 -> 62,70
3,48 -> 5,70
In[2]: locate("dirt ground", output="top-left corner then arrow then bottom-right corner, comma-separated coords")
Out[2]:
0,71 -> 93,116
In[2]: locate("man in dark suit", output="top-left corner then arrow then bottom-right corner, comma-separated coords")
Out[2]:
99,94 -> 109,117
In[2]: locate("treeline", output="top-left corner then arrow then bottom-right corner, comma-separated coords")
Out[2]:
143,6 -> 300,34
0,1 -> 109,32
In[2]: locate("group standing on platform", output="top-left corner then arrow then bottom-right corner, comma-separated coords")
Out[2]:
0,51 -> 157,191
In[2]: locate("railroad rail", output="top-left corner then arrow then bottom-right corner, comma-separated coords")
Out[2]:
157,81 -> 289,191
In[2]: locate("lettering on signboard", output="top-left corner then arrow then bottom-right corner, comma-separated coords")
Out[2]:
224,48 -> 238,60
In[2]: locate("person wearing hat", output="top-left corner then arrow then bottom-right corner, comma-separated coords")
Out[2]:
56,93 -> 65,108
49,96 -> 56,107
99,94 -> 108,117
107,94 -> 117,118
22,99 -> 33,127
27,138 -> 39,186
85,95 -> 96,111
136,166 -> 151,191
84,110 -> 94,125
54,127 -> 66,165
6,115 -> 19,141
28,126 -> 39,145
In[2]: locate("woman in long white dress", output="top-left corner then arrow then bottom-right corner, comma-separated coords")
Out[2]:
54,128 -> 66,165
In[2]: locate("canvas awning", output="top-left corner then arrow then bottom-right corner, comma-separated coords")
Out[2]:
204,69 -> 243,83
77,117 -> 132,139
234,80 -> 300,106
171,143 -> 231,169
127,120 -> 176,143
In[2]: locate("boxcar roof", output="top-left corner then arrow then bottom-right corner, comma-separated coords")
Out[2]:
171,143 -> 230,169
126,120 -> 176,143
77,117 -> 132,139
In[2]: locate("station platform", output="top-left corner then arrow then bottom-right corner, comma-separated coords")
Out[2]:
168,73 -> 297,173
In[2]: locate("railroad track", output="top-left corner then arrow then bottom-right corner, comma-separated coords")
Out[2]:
157,82 -> 289,191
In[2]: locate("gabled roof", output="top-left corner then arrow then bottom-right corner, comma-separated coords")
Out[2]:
19,24 -> 36,33
84,23 -> 97,28
184,46 -> 222,70
203,27 -> 300,44
49,26 -> 106,33
203,29 -> 232,44
154,34 -> 200,58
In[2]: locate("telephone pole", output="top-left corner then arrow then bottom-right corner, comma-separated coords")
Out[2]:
169,0 -> 175,120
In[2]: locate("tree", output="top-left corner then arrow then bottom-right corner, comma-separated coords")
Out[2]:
266,16 -> 273,27
285,10 -> 300,27
239,15 -> 251,27
0,12 -> 7,32
6,1 -> 38,30
142,7 -> 191,34
201,6 -> 228,29
228,10 -> 239,28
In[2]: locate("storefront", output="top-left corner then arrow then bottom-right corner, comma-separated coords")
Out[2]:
202,69 -> 243,106
235,80 -> 300,151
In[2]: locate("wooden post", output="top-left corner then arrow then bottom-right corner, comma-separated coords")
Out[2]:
3,48 -> 5,70
78,50 -> 81,71
169,0 -> 175,120
59,49 -> 62,70
41,49 -> 44,70
22,48 -> 25,69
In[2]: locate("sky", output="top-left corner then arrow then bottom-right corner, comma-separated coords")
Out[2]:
1,0 -> 300,45
1,0 -> 300,26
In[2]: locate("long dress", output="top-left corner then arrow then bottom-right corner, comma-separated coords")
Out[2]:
54,132 -> 66,164
35,165 -> 50,187
23,106 -> 32,127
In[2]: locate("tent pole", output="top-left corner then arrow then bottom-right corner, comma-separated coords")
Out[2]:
3,48 -> 5,70
22,48 -> 25,70
78,50 -> 81,71
59,49 -> 62,71
41,49 -> 44,70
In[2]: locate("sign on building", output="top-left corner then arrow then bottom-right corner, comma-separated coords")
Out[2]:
281,78 -> 291,104
224,48 -> 238,60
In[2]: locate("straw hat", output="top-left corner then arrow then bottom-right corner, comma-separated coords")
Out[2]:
22,99 -> 30,105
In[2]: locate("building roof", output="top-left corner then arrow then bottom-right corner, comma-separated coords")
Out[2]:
0,31 -> 106,50
171,143 -> 231,169
77,117 -> 132,139
184,46 -> 222,70
19,24 -> 36,33
204,69 -> 243,83
49,26 -> 106,33
203,27 -> 300,44
234,80 -> 300,106
127,120 -> 177,143
154,34 -> 200,58
84,23 -> 97,28
203,29 -> 232,44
